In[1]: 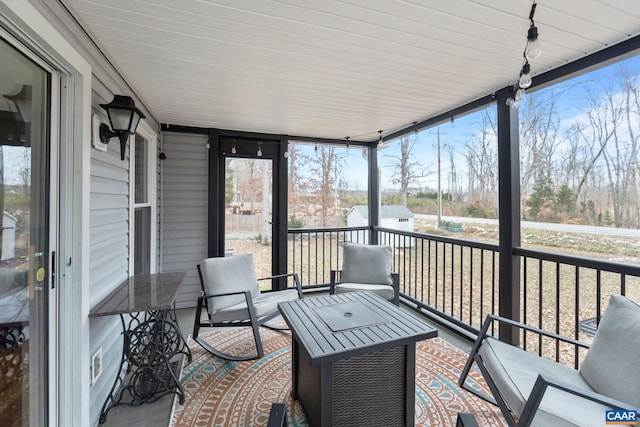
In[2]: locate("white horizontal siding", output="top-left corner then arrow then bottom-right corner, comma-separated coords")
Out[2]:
88,101 -> 131,427
160,132 -> 208,309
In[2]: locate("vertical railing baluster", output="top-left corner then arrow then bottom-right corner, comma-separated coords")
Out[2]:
417,236 -> 421,300
459,245 -> 463,321
427,239 -> 432,306
291,232 -> 296,280
450,243 -> 455,316
405,234 -> 409,298
469,247 -> 473,325
538,258 -> 543,357
480,249 -> 485,329
574,265 -> 580,369
491,251 -> 496,337
596,270 -> 602,326
523,256 -> 528,351
329,230 -> 333,279
435,241 -> 440,311
555,262 -> 561,362
322,231 -> 326,284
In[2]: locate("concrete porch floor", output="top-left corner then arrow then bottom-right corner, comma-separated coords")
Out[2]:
99,295 -> 473,427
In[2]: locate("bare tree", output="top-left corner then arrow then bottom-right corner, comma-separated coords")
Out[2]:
463,111 -> 498,216
571,84 -> 625,225
622,68 -> 640,227
383,135 -> 432,206
519,89 -> 563,210
287,144 -> 302,208
260,161 -> 271,244
305,145 -> 343,227
445,143 -> 459,208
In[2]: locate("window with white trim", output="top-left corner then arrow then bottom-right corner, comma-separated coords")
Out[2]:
131,130 -> 157,274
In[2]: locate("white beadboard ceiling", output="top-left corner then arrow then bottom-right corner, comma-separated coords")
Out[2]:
62,0 -> 640,142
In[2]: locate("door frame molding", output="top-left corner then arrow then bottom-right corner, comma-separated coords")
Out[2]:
209,132 -> 288,286
0,2 -> 93,426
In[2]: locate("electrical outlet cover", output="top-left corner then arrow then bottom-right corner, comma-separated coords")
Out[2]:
91,347 -> 103,385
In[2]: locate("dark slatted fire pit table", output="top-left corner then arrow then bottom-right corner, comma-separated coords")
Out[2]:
278,290 -> 437,427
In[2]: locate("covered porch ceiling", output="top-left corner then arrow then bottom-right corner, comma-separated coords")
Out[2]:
62,0 -> 640,142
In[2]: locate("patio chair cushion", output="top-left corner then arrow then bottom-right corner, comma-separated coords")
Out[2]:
210,288 -> 300,323
478,337 -> 608,427
341,243 -> 393,285
579,295 -> 640,407
200,254 -> 260,312
334,282 -> 395,301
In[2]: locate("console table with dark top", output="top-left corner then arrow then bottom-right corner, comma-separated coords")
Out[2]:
89,271 -> 192,424
278,290 -> 438,427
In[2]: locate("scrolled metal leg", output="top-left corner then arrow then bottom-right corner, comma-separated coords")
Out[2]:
98,310 -> 190,423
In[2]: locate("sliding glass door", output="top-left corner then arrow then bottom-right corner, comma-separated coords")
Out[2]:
0,35 -> 52,426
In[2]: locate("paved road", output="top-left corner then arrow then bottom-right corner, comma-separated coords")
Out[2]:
414,214 -> 640,238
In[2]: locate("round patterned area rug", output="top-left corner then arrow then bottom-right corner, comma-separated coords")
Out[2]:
170,328 -> 506,427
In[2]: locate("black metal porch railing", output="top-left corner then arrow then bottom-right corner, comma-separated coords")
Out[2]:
516,247 -> 640,368
375,227 -> 499,339
287,226 -> 640,368
287,226 -> 369,289
287,225 -> 500,338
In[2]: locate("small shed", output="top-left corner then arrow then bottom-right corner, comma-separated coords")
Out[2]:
2,212 -> 17,261
346,205 -> 415,247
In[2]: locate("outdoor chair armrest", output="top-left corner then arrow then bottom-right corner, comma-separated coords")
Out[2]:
390,272 -> 400,305
329,270 -> 342,294
459,313 -> 589,394
258,272 -> 303,298
198,289 -> 253,300
329,269 -> 399,304
479,314 -> 590,350
266,403 -> 287,427
517,374 -> 639,427
193,290 -> 255,339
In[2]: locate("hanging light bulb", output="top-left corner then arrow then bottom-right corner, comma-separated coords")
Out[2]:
257,142 -> 262,157
508,0 -> 540,109
345,136 -> 350,150
378,130 -> 383,144
231,140 -> 237,154
525,25 -> 542,60
284,143 -> 290,158
506,88 -> 521,109
518,62 -> 532,89
525,2 -> 541,59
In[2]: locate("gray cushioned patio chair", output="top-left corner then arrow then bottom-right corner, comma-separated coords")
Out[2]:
193,254 -> 303,361
330,243 -> 400,306
458,295 -> 640,427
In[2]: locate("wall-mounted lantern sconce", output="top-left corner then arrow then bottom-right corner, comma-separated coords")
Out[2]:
4,84 -> 32,123
99,95 -> 145,160
3,85 -> 32,146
